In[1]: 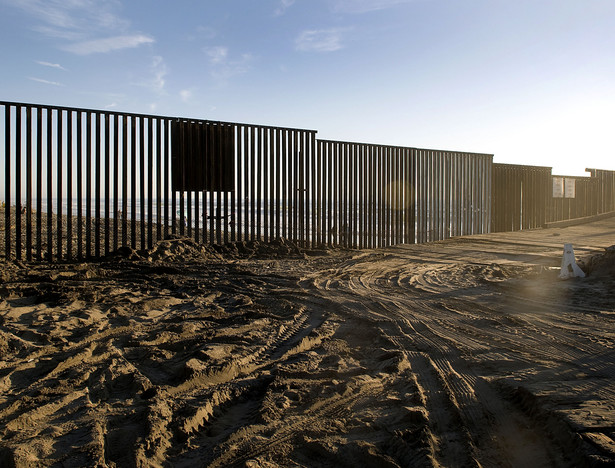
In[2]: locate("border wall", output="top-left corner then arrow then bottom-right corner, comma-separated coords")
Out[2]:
1,100 -> 613,261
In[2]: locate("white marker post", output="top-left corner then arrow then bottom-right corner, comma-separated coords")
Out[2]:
559,243 -> 586,279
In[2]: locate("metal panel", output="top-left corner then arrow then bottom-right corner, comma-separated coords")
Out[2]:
57,110 -> 64,259
47,109 -> 54,260
66,111 -> 73,259
15,105 -> 22,260
3,105 -> 10,259
104,114 -> 111,254
130,116 -> 137,246
25,107 -> 32,261
156,118 -> 162,243
95,112 -> 102,257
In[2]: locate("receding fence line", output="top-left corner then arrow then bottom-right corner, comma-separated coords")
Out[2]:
492,164 -> 550,232
586,168 -> 615,215
490,163 -> 615,232
2,100 -> 615,262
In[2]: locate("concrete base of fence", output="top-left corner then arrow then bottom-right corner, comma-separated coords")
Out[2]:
543,210 -> 615,229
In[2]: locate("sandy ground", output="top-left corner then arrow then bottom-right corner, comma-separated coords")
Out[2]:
1,218 -> 615,467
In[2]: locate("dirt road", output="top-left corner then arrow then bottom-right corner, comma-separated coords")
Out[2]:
1,219 -> 615,467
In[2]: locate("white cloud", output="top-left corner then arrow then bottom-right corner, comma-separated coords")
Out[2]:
205,46 -> 229,64
274,0 -> 296,16
330,0 -> 418,13
5,0 -> 154,54
7,0 -> 130,38
180,89 -> 193,102
36,60 -> 67,70
28,76 -> 64,86
64,34 -> 155,55
187,25 -> 216,41
295,28 -> 347,52
204,46 -> 253,81
131,55 -> 168,95
150,56 -> 167,91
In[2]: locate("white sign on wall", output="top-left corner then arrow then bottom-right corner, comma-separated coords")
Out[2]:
553,177 -> 564,198
564,178 -> 576,198
553,177 -> 576,199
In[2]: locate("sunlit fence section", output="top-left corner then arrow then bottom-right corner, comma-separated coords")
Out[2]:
548,174 -> 601,222
491,163 -> 615,232
2,100 -> 614,262
586,168 -> 615,214
491,164 -> 552,232
315,141 -> 492,248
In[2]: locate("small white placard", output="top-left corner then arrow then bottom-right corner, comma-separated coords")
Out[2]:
564,178 -> 576,198
553,177 -> 564,198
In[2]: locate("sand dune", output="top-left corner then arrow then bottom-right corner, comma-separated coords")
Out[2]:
1,219 -> 615,467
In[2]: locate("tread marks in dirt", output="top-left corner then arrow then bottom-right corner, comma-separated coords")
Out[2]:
0,256 -> 326,466
2,238 -> 615,465
301,256 -> 593,466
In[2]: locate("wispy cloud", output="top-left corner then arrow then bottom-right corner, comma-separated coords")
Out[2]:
330,0 -> 418,13
186,25 -> 217,42
5,0 -> 153,54
28,76 -> 64,86
36,60 -> 67,70
295,28 -> 348,52
8,0 -> 129,37
131,55 -> 168,94
274,0 -> 296,16
205,46 -> 229,64
180,89 -> 194,103
204,46 -> 253,81
150,56 -> 167,92
64,34 -> 154,55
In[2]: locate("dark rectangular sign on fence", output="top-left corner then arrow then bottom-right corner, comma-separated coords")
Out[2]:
171,120 -> 235,192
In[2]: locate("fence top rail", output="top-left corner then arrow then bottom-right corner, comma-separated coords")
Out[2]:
552,174 -> 593,180
586,168 -> 615,175
0,100 -> 318,134
493,162 -> 552,171
317,138 -> 494,158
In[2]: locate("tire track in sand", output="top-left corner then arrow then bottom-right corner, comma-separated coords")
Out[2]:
300,252 -> 585,466
206,376 -> 384,467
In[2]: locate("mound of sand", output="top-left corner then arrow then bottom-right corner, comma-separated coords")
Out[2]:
580,245 -> 615,278
104,236 -> 309,264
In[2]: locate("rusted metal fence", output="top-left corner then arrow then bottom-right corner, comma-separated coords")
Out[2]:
491,164 -> 551,232
1,101 -> 494,261
548,174 -> 601,222
586,168 -> 615,214
2,100 -> 614,262
492,163 -> 615,232
315,141 -> 492,248
1,101 -> 320,261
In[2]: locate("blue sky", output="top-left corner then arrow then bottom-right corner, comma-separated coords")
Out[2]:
1,0 -> 614,176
